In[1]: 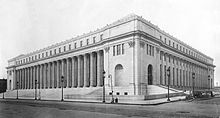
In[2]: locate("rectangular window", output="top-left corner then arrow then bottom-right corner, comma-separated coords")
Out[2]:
173,42 -> 175,47
160,36 -> 162,40
100,34 -> 103,40
117,44 -> 121,55
122,43 -> 124,54
113,46 -> 115,56
80,41 -> 83,47
149,45 -> 151,56
152,46 -> 154,56
69,44 -> 71,50
54,49 -> 56,54
50,50 -> 52,56
169,40 -> 171,46
42,53 -> 44,58
146,44 -> 149,55
87,39 -> 89,45
64,46 -> 66,52
74,43 -> 77,48
35,55 -> 37,60
46,52 -> 48,57
176,44 -> 178,49
164,38 -> 166,44
180,46 -> 182,51
59,48 -> 61,53
38,54 -> 40,59
93,37 -> 96,43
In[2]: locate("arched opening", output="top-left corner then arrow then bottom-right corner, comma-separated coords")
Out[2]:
148,64 -> 153,85
115,64 -> 124,86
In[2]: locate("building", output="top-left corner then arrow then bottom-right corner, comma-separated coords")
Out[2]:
6,14 -> 215,99
0,79 -> 7,93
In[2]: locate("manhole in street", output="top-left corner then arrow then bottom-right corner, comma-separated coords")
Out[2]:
176,111 -> 190,114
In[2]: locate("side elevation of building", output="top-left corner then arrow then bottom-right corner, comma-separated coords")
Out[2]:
6,14 -> 215,98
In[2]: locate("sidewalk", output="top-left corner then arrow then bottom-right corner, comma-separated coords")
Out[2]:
0,94 -> 185,105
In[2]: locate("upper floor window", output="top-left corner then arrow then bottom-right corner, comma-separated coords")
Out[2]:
69,44 -> 71,50
113,46 -> 115,56
117,44 -> 121,55
80,41 -> 83,47
46,52 -> 48,57
169,40 -> 171,46
54,49 -> 56,54
74,42 -> 77,48
93,37 -> 96,43
122,43 -> 124,54
50,50 -> 52,56
176,44 -> 178,49
100,34 -> 103,40
160,36 -> 162,40
164,38 -> 167,44
59,48 -> 61,53
38,54 -> 40,59
35,55 -> 37,60
87,39 -> 89,45
64,46 -> 66,52
42,53 -> 44,58
173,42 -> 175,47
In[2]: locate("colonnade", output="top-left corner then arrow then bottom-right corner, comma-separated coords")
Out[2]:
159,51 -> 211,89
14,50 -> 104,89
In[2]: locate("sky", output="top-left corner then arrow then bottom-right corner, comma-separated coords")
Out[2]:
0,0 -> 219,85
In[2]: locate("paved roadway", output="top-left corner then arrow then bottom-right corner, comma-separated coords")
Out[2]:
0,97 -> 220,118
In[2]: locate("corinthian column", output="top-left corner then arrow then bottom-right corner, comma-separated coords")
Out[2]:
66,58 -> 70,88
97,51 -> 101,86
84,54 -> 88,87
90,53 -> 94,87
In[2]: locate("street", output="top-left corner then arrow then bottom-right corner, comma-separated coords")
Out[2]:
0,97 -> 220,118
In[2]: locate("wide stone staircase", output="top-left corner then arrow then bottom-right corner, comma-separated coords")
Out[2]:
146,85 -> 186,100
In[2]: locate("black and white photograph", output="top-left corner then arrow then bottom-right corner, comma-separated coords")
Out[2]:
0,0 -> 219,117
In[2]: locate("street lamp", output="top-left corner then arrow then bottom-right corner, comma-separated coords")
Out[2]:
208,75 -> 210,90
61,75 -> 64,101
38,81 -> 41,100
16,81 -> 19,99
167,67 -> 170,101
108,74 -> 114,103
35,80 -> 37,100
192,72 -> 195,98
102,70 -> 106,103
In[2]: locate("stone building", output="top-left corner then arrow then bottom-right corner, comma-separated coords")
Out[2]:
6,14 -> 215,99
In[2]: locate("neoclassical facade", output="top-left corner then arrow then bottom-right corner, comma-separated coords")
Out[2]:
6,14 -> 215,96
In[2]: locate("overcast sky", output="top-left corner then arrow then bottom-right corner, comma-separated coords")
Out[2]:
0,0 -> 219,85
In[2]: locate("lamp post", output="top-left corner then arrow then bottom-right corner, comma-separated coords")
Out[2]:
35,80 -> 37,100
192,72 -> 195,98
38,81 -> 41,100
102,70 -> 106,103
167,67 -> 170,101
109,74 -> 114,103
208,75 -> 210,90
61,75 -> 64,101
16,81 -> 19,99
